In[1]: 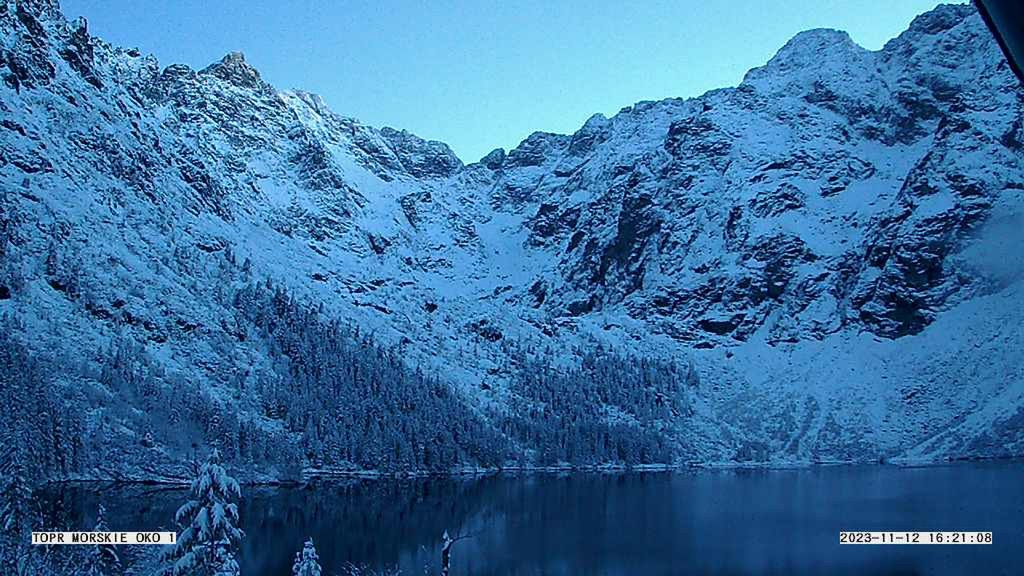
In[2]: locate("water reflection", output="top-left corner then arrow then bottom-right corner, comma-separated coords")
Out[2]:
39,462 -> 1024,575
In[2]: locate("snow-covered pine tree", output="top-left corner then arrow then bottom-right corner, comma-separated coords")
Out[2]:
292,538 -> 322,576
0,330 -> 31,531
211,539 -> 240,576
85,504 -> 121,576
0,430 -> 35,576
165,449 -> 244,576
0,427 -> 31,537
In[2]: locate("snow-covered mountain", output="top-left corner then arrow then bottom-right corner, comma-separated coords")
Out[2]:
2,0 -> 1022,477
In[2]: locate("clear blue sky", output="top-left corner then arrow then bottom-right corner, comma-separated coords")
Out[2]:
63,0 -> 962,162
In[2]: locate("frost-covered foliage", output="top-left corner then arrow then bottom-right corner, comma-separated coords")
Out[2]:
210,541 -> 241,576
0,417 -> 34,574
0,402 -> 33,538
338,563 -> 402,576
231,280 -> 508,472
84,505 -> 122,576
500,341 -> 692,465
291,539 -> 322,576
0,322 -> 82,571
1,327 -> 72,476
1,263 -> 704,483
203,278 -> 699,471
0,310 -> 294,482
166,450 -> 243,576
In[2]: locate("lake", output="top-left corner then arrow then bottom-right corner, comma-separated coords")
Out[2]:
38,462 -> 1024,575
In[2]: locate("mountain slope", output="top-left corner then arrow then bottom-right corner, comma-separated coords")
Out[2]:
1,0 -> 1022,478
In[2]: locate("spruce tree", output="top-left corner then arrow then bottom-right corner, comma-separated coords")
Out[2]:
210,539 -> 240,576
86,505 -> 121,576
292,538 -> 322,576
0,425 -> 34,576
166,450 -> 243,576
0,429 -> 31,536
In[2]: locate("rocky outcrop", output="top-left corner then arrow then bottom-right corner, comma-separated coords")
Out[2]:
200,51 -> 269,92
378,127 -> 463,178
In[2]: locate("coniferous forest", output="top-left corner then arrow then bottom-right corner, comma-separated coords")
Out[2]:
1,269 -> 695,484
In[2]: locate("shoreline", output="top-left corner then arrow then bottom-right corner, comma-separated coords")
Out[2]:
37,454 -> 1024,489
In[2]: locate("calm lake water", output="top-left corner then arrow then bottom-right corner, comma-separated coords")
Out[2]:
39,462 -> 1024,575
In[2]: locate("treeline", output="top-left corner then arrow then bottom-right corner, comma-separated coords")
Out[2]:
231,280 -> 508,472
231,281 -> 695,471
0,311 -> 303,482
1,228 -> 696,485
1,321 -> 90,491
1,282 -> 694,487
494,338 -> 694,466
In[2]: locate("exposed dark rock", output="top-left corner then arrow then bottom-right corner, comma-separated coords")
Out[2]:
480,148 -> 506,170
367,234 -> 391,255
527,202 -> 580,246
379,127 -> 463,178
59,17 -> 102,89
749,183 -> 805,217
699,314 -> 745,335
528,280 -> 546,307
566,296 -> 597,317
200,52 -> 267,92
504,132 -> 569,168
466,318 -> 503,342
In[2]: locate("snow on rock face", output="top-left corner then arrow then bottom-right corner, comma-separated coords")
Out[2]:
200,51 -> 268,92
1,0 -> 1022,465
377,127 -> 463,178
503,3 -> 1022,347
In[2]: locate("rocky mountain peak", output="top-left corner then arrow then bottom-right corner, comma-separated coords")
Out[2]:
8,0 -> 62,21
566,113 -> 610,156
289,89 -> 331,116
504,131 -> 570,168
881,4 -> 986,74
70,15 -> 86,33
479,147 -> 506,170
763,28 -> 865,70
741,27 -> 875,98
903,2 -> 975,37
200,50 -> 267,91
378,126 -> 464,178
